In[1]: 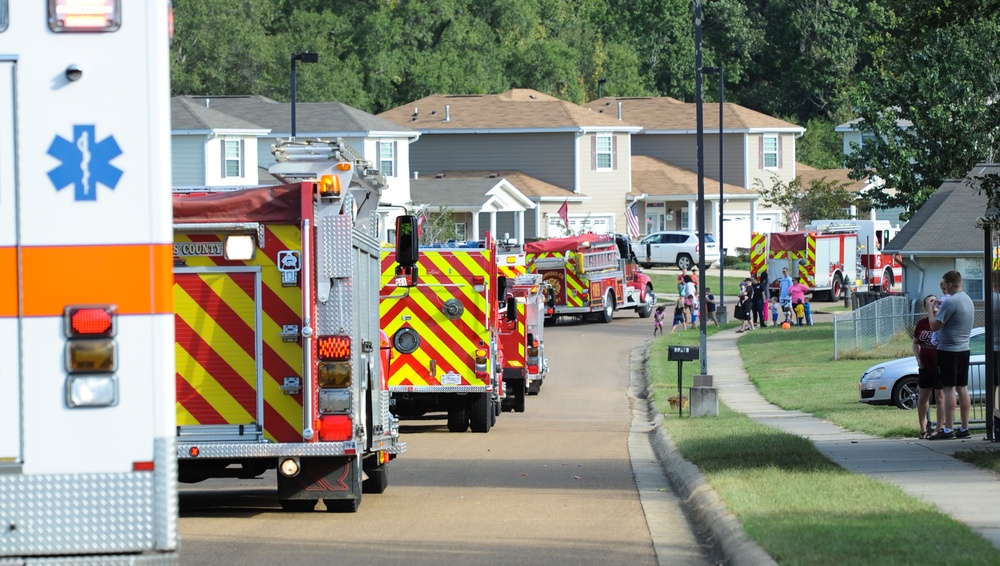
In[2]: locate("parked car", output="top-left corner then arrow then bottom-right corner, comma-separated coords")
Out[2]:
858,327 -> 986,409
631,231 -> 720,270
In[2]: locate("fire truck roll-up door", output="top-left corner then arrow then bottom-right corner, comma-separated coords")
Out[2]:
0,61 -> 19,468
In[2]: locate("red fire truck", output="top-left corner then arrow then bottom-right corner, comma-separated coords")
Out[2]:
524,233 -> 654,323
172,139 -> 407,512
751,229 -> 859,301
805,219 -> 903,293
380,238 -> 504,432
498,273 -> 550,411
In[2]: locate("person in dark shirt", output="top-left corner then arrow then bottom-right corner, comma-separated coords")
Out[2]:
913,295 -> 944,439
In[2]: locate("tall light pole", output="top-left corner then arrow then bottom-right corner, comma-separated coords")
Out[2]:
704,66 -> 725,322
290,52 -> 319,140
695,0 -> 708,375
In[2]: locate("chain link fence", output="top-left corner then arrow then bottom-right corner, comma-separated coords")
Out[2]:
833,296 -> 987,359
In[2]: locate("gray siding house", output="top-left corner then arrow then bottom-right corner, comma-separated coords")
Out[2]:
379,89 -> 642,240
171,95 -> 417,242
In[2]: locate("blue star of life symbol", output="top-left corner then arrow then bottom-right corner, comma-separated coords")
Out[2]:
47,125 -> 123,201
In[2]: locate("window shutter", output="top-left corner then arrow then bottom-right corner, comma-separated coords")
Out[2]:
591,136 -> 596,170
777,136 -> 783,169
393,141 -> 398,177
220,140 -> 227,178
758,136 -> 763,169
376,142 -> 382,165
239,139 -> 245,177
612,136 -> 618,170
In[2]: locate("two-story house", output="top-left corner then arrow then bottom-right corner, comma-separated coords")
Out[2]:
171,95 -> 418,241
586,97 -> 804,252
379,89 -> 643,240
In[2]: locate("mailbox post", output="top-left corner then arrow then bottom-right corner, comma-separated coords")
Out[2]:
667,345 -> 699,417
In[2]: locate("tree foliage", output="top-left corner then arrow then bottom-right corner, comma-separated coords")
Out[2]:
754,175 -> 859,229
845,2 -> 1000,218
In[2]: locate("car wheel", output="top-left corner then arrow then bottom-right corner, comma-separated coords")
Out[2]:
892,376 -> 919,410
641,263 -> 653,269
676,254 -> 693,270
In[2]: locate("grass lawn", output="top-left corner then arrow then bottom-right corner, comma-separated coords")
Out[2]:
648,325 -> 1000,564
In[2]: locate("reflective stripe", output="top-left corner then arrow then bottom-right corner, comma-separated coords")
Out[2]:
0,247 -> 15,317
12,244 -> 173,317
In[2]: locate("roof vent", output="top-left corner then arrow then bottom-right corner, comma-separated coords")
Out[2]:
445,105 -> 450,122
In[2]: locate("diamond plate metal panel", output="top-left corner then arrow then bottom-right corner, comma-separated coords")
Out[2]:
176,441 -> 355,459
317,277 -> 352,336
153,437 -> 178,552
316,214 -> 352,280
0,473 -> 155,556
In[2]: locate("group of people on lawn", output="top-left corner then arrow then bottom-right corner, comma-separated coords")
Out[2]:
652,267 -> 719,335
734,267 -> 812,333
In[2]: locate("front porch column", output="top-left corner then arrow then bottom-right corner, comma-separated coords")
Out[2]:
687,199 -> 697,231
489,211 -> 497,241
472,212 -> 481,241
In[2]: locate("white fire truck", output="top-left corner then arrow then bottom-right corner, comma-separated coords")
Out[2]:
524,233 -> 654,323
804,219 -> 903,293
1,2 -> 178,563
172,139 -> 407,512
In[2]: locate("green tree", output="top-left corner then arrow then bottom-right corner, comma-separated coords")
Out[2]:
845,5 -> 1000,218
796,117 -> 847,170
417,206 -> 462,245
754,174 -> 860,229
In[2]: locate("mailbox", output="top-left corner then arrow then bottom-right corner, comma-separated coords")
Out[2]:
667,345 -> 699,362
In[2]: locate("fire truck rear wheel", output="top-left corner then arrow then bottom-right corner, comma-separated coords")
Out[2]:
599,290 -> 615,323
470,393 -> 492,433
447,400 -> 469,433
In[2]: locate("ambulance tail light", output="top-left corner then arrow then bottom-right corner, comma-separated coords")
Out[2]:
318,415 -> 353,442
49,0 -> 121,32
64,306 -> 118,407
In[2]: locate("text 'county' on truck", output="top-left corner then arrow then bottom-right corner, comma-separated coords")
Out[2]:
1,2 -> 179,563
380,237 -> 505,432
524,233 -> 654,324
172,138 -> 407,512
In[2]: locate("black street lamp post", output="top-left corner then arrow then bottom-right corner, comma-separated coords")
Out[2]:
290,52 -> 319,139
695,0 -> 708,375
703,65 -> 725,322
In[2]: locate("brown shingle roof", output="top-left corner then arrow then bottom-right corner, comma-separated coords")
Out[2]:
630,156 -> 752,198
379,89 -> 639,131
796,164 -> 870,193
586,97 -> 804,132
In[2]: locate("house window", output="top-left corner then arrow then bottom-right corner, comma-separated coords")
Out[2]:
454,223 -> 466,241
955,258 -> 984,300
378,141 -> 395,177
860,133 -> 876,148
595,134 -> 612,170
223,139 -> 242,178
762,135 -> 778,169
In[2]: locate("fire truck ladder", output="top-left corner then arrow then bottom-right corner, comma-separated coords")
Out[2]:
270,137 -> 386,193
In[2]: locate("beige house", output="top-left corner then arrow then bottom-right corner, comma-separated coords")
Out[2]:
379,89 -> 642,240
586,97 -> 804,252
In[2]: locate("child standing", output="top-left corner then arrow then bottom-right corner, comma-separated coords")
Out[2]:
769,296 -> 780,326
653,305 -> 665,336
705,287 -> 718,326
671,296 -> 687,333
794,299 -> 806,326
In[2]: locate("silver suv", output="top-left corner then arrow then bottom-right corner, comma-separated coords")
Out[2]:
631,231 -> 720,270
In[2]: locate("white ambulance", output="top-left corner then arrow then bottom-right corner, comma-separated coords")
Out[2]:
1,2 -> 178,563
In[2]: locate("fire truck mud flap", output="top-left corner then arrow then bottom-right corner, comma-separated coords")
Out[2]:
276,455 -> 363,513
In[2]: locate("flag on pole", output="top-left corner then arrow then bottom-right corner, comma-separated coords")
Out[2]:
625,202 -> 641,239
557,200 -> 569,226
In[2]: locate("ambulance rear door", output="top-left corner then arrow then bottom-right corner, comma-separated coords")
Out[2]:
0,58 -> 20,470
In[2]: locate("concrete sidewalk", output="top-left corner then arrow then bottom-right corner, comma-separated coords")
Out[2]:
649,326 -> 1000,564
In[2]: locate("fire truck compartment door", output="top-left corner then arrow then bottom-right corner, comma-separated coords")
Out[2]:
0,61 -> 21,466
174,268 -> 264,441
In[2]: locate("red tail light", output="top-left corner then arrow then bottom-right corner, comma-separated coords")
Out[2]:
318,415 -> 353,441
318,335 -> 351,361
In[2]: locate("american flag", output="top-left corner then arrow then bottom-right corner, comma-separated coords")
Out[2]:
625,202 -> 641,239
787,208 -> 800,231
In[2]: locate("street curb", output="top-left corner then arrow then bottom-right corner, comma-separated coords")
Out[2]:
632,344 -> 778,566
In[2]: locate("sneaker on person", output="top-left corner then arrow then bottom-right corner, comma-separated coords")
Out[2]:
955,428 -> 971,439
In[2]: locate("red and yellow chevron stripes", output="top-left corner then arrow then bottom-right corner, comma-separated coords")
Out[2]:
497,252 -> 527,279
380,249 -> 493,388
173,225 -> 304,443
750,232 -> 766,276
802,233 -> 817,286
